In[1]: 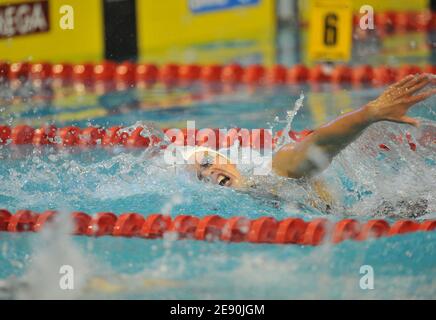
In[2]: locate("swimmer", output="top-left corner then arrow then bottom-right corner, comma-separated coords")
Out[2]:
185,74 -> 435,205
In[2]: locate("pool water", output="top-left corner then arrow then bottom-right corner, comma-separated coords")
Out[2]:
0,81 -> 435,299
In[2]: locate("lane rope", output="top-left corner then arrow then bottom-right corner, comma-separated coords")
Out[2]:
0,125 -> 428,152
352,11 -> 436,33
0,209 -> 434,245
1,61 -> 435,87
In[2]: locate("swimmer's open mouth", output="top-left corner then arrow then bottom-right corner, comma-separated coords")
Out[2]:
197,171 -> 232,187
217,174 -> 231,186
196,163 -> 233,187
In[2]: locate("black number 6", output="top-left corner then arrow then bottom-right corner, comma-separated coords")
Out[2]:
324,13 -> 338,46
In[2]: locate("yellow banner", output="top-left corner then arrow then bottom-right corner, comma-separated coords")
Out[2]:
308,0 -> 352,62
0,0 -> 104,62
136,0 -> 276,65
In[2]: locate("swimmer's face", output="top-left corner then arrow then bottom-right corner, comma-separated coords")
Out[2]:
187,151 -> 245,188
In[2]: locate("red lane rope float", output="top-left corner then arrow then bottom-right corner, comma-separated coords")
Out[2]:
33,210 -> 57,232
331,219 -> 361,243
92,212 -> 118,236
221,216 -> 251,242
388,220 -> 421,236
113,213 -> 145,237
72,211 -> 93,236
0,125 -> 425,152
275,218 -> 306,244
167,215 -> 200,240
0,209 -> 11,231
7,210 -> 35,232
1,61 -> 435,87
141,214 -> 172,239
195,215 -> 226,241
356,219 -> 390,241
247,217 -> 279,243
1,209 -> 434,246
300,218 -> 330,246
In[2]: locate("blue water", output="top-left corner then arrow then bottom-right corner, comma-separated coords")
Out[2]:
0,231 -> 435,299
0,81 -> 435,299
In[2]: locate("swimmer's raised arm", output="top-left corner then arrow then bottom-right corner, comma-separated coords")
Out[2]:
273,74 -> 436,179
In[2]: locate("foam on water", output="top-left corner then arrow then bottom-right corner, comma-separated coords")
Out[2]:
0,116 -> 435,218
327,120 -> 436,218
274,91 -> 305,151
0,119 -> 435,299
0,86 -> 435,299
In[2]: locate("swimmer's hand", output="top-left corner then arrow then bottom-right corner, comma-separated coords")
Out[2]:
365,73 -> 436,127
273,74 -> 435,179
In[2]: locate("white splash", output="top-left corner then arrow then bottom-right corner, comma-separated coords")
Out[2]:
275,91 -> 305,151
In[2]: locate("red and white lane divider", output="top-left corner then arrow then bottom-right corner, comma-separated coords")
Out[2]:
0,125 -> 424,152
0,209 -> 434,245
0,125 -> 311,149
1,61 -> 435,87
352,10 -> 436,32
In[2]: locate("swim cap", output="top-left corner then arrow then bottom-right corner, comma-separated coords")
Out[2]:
181,146 -> 234,165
